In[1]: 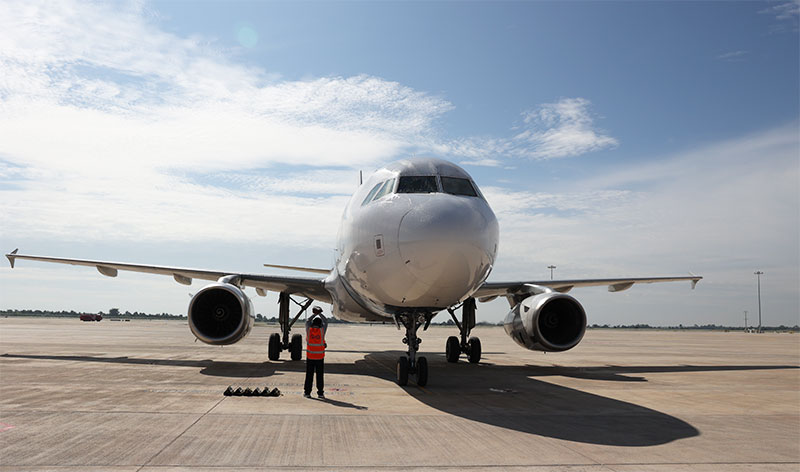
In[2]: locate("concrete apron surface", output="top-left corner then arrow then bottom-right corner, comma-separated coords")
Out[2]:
0,318 -> 798,471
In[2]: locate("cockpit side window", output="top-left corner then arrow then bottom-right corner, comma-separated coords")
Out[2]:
397,176 -> 439,194
372,178 -> 395,201
361,182 -> 384,206
440,177 -> 478,197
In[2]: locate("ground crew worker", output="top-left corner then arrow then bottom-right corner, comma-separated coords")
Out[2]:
304,306 -> 328,398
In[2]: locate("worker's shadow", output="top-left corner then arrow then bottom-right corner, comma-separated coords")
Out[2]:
310,396 -> 368,410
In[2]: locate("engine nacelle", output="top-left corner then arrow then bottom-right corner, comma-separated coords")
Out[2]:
503,292 -> 587,352
188,283 -> 254,345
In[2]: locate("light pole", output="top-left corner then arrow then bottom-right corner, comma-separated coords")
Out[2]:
744,310 -> 748,330
754,271 -> 764,333
547,265 -> 556,280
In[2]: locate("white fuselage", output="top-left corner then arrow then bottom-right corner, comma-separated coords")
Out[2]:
325,158 -> 499,322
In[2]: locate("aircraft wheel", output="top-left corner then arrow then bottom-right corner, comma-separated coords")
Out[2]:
268,333 -> 281,361
396,356 -> 409,386
445,336 -> 460,363
467,337 -> 482,364
416,356 -> 428,386
290,334 -> 303,361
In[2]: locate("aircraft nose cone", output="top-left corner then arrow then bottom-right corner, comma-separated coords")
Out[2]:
398,197 -> 497,294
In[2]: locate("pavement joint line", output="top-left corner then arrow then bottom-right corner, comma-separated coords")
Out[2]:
548,432 -> 606,469
135,394 -> 228,472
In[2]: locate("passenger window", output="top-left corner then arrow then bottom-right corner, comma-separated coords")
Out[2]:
441,177 -> 478,197
397,176 -> 439,193
361,182 -> 384,206
372,178 -> 395,201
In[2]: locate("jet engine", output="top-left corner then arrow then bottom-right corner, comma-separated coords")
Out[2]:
503,292 -> 586,352
188,283 -> 254,345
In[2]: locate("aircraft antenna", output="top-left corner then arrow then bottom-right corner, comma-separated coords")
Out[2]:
359,170 -> 363,185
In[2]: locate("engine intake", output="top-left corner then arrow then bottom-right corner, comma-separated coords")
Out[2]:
503,292 -> 586,352
188,283 -> 254,345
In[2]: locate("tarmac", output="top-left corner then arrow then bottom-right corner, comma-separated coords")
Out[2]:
0,317 -> 798,471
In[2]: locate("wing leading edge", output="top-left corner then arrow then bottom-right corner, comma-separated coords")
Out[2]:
474,276 -> 702,302
5,249 -> 331,302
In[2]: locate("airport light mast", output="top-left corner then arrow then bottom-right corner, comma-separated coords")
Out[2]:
744,310 -> 748,330
547,265 -> 556,280
754,271 -> 764,333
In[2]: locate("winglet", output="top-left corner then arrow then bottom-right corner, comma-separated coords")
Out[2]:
6,249 -> 18,269
689,273 -> 701,290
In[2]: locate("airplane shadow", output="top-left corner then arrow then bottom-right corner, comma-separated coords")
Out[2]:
3,352 -> 797,447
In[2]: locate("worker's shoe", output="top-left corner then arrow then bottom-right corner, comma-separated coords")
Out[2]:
303,393 -> 311,398
317,392 -> 325,399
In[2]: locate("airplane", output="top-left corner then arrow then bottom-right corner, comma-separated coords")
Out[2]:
5,157 -> 701,387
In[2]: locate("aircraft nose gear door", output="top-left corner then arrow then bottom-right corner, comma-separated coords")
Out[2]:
394,311 -> 431,387
445,297 -> 481,364
268,292 -> 312,362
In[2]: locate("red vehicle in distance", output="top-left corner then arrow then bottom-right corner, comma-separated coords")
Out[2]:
79,314 -> 102,322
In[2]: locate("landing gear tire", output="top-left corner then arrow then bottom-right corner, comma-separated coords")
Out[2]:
445,336 -> 460,363
268,333 -> 281,361
289,334 -> 303,361
416,356 -> 428,386
467,337 -> 482,364
396,356 -> 409,386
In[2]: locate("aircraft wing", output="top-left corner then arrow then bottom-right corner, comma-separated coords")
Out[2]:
5,249 -> 331,302
474,276 -> 701,302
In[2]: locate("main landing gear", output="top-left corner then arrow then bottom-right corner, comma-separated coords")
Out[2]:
394,311 -> 432,387
445,297 -> 481,364
268,292 -> 312,362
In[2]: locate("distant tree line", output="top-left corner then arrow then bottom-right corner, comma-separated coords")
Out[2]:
1,309 -> 796,331
588,323 -> 799,332
1,308 -> 185,320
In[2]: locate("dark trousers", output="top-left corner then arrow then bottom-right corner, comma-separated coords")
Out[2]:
304,358 -> 324,395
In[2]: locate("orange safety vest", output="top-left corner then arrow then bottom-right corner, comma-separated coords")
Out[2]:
307,326 -> 326,360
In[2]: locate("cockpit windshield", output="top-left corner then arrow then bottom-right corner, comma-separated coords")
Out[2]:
441,177 -> 478,197
397,176 -> 438,194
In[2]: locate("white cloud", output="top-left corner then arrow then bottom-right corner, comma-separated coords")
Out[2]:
0,0 -> 454,174
759,1 -> 800,32
716,50 -> 748,62
439,98 -> 618,162
760,1 -> 800,21
459,158 -> 503,167
513,98 -> 619,159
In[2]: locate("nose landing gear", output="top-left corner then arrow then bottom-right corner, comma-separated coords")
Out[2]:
445,297 -> 481,364
394,311 -> 431,387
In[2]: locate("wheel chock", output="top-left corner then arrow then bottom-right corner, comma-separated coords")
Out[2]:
223,386 -> 280,397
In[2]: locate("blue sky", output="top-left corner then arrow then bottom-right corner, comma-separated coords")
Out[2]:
0,0 -> 797,326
